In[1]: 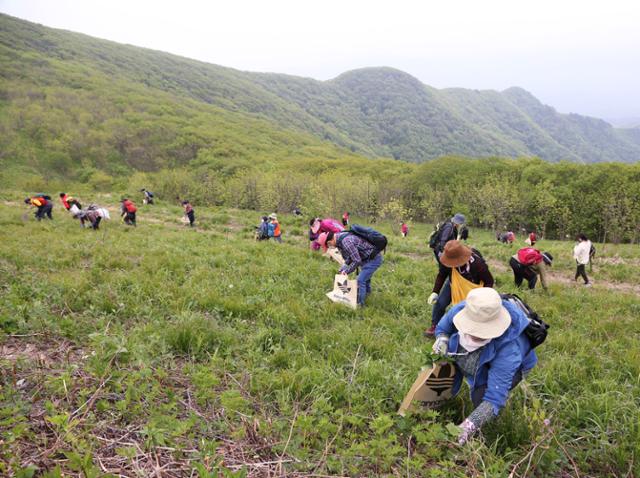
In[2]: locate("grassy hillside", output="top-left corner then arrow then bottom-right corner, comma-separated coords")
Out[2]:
2,13 -> 640,167
1,201 -> 639,476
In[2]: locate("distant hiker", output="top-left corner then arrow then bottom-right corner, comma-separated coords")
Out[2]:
309,217 -> 344,249
319,228 -> 384,307
401,222 -> 409,238
425,240 -> 494,337
120,198 -> 137,226
509,247 -> 553,290
342,211 -> 350,227
293,207 -> 302,216
432,287 -> 537,445
182,200 -> 195,227
429,213 -> 466,261
255,216 -> 270,241
24,195 -> 53,221
269,214 -> 282,243
573,234 -> 592,286
525,231 -> 537,246
497,231 -> 515,244
59,193 -> 82,216
141,188 -> 154,205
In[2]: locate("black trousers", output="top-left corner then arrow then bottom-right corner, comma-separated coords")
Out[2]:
510,257 -> 537,289
125,211 -> 136,226
575,264 -> 589,284
35,204 -> 53,220
187,210 -> 195,226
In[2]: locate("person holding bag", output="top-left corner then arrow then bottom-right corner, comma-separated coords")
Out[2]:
432,288 -> 538,445
319,228 -> 384,307
425,240 -> 494,337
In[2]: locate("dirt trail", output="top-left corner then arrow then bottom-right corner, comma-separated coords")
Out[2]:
486,259 -> 640,295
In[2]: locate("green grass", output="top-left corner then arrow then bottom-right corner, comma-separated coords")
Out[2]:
0,201 -> 639,477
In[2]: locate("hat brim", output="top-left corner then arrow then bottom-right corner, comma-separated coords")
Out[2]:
453,302 -> 511,339
439,247 -> 472,268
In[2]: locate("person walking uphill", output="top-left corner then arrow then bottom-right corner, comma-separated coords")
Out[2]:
120,198 -> 137,226
401,222 -> 409,238
320,229 -> 384,307
432,287 -> 537,445
25,195 -> 53,221
425,240 -> 494,337
573,234 -> 592,286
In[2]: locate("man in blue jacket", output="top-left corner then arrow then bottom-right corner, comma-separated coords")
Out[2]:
432,287 -> 537,445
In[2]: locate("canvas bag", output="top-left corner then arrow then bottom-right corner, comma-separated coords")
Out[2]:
326,274 -> 358,309
397,362 -> 457,415
323,247 -> 345,265
450,268 -> 483,304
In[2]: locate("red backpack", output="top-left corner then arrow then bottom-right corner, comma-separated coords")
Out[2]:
518,247 -> 542,265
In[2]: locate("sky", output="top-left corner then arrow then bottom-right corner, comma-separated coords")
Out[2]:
1,0 -> 639,120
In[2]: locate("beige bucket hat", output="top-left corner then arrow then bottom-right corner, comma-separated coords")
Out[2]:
453,288 -> 511,339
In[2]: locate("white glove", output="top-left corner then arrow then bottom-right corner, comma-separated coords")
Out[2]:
457,418 -> 478,445
432,336 -> 449,355
427,292 -> 438,305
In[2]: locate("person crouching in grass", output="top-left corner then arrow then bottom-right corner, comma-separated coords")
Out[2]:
432,288 -> 537,445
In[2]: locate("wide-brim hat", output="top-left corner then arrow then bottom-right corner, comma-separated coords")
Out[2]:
453,288 -> 511,339
439,240 -> 472,268
269,214 -> 277,220
317,232 -> 329,252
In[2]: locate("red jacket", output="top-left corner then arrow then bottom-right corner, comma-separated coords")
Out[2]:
122,200 -> 137,213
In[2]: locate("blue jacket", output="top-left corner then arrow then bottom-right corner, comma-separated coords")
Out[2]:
435,300 -> 538,415
267,222 -> 276,237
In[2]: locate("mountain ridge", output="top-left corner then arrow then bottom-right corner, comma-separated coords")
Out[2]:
1,13 -> 639,165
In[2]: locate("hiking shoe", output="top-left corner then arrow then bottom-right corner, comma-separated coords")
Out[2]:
585,283 -> 592,287
423,325 -> 436,337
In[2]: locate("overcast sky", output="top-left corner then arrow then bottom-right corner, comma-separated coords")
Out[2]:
2,0 -> 639,120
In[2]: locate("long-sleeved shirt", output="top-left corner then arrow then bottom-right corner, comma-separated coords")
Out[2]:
432,251 -> 494,294
336,232 -> 377,274
573,240 -> 592,265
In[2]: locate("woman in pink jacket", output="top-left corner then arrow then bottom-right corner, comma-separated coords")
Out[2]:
309,218 -> 344,250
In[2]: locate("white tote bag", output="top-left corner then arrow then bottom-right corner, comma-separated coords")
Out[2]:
326,274 -> 358,309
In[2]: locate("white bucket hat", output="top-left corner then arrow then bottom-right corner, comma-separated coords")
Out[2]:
453,288 -> 511,339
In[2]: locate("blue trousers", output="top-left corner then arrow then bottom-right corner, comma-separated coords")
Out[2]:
357,254 -> 383,306
431,278 -> 452,326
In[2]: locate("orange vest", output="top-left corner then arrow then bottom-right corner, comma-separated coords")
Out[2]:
273,221 -> 281,236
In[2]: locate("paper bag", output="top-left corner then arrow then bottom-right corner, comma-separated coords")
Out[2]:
326,274 -> 358,309
397,362 -> 457,416
323,247 -> 345,265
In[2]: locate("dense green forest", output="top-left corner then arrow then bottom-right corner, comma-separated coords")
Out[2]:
2,13 -> 640,165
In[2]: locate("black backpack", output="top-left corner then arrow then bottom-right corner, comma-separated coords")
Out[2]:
347,224 -> 388,256
428,221 -> 446,249
500,293 -> 549,349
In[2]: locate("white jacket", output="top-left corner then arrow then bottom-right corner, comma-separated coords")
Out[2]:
573,240 -> 592,265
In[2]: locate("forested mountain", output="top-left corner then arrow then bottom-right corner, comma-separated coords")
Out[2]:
1,12 -> 639,177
